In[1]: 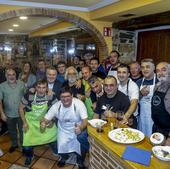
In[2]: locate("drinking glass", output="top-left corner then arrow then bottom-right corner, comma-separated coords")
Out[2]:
116,111 -> 124,128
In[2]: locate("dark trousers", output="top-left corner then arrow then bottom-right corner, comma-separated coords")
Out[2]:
6,117 -> 23,147
0,120 -> 8,135
23,141 -> 57,158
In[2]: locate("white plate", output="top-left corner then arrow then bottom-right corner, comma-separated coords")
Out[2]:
152,146 -> 170,161
88,119 -> 107,128
108,128 -> 145,144
150,133 -> 164,145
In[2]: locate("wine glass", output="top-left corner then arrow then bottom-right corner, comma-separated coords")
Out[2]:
116,111 -> 124,128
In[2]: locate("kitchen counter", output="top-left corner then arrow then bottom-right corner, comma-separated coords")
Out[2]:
88,119 -> 170,169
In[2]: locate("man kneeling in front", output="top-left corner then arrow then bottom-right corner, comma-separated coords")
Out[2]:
40,86 -> 89,169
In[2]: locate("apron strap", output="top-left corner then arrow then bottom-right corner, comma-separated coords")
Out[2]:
126,79 -> 130,96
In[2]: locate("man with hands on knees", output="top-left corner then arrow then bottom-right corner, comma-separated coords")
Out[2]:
40,86 -> 89,169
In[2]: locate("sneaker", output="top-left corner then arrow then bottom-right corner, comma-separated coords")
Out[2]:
9,146 -> 18,153
57,159 -> 66,167
25,156 -> 33,166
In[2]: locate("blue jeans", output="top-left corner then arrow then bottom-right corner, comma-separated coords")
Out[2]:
23,141 -> 58,158
77,129 -> 89,160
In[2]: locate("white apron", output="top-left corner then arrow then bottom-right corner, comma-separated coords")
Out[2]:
57,104 -> 81,155
138,74 -> 156,137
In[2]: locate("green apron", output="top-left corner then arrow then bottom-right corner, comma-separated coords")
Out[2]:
84,97 -> 94,120
23,94 -> 57,146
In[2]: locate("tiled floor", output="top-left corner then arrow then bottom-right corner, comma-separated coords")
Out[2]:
0,134 -> 78,169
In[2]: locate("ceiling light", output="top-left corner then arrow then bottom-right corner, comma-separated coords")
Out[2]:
19,16 -> 28,20
8,29 -> 14,32
13,24 -> 19,27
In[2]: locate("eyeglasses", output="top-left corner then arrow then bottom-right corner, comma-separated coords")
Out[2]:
60,95 -> 72,99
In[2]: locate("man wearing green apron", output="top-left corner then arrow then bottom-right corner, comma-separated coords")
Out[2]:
19,79 -> 58,166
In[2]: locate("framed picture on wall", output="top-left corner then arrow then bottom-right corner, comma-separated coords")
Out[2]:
12,43 -> 27,58
76,44 -> 84,50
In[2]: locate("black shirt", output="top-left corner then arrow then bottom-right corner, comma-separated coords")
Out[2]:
95,90 -> 130,118
130,74 -> 143,83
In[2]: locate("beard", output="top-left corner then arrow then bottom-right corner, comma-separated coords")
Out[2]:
68,77 -> 77,84
157,76 -> 168,83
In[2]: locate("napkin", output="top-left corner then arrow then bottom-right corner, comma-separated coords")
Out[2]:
122,146 -> 151,166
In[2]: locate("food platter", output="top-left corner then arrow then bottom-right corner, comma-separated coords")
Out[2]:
152,146 -> 170,161
88,119 -> 107,128
108,128 -> 145,144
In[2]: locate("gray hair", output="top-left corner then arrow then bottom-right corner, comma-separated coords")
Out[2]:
65,66 -> 79,80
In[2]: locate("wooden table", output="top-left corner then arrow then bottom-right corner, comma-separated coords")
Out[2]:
88,119 -> 170,169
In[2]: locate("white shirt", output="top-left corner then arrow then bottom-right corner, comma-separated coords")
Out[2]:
45,97 -> 88,121
48,83 -> 54,90
118,78 -> 139,116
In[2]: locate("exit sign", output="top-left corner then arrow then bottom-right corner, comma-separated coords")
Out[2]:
103,27 -> 112,36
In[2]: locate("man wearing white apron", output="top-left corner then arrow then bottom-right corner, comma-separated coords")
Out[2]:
107,50 -> 120,80
41,86 -> 88,169
117,64 -> 139,128
137,59 -> 157,137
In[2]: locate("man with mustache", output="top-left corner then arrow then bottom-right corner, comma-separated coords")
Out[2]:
64,66 -> 84,98
0,68 -> 25,153
151,62 -> 170,146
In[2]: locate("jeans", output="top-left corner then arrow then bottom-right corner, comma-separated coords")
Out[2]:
23,141 -> 58,158
77,129 -> 89,162
6,117 -> 23,147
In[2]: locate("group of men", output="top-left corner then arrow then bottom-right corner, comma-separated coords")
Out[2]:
0,50 -> 170,168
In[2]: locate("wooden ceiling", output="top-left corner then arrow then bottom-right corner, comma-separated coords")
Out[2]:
113,11 -> 170,30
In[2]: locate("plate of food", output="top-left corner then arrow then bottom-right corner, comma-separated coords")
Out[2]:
152,146 -> 170,161
150,133 -> 164,145
108,128 -> 145,144
88,119 -> 107,128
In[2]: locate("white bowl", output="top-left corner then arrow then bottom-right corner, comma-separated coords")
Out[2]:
88,119 -> 107,128
150,132 -> 164,145
152,146 -> 170,161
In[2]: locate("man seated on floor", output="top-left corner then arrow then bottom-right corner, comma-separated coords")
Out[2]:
40,86 -> 89,169
19,79 -> 58,166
